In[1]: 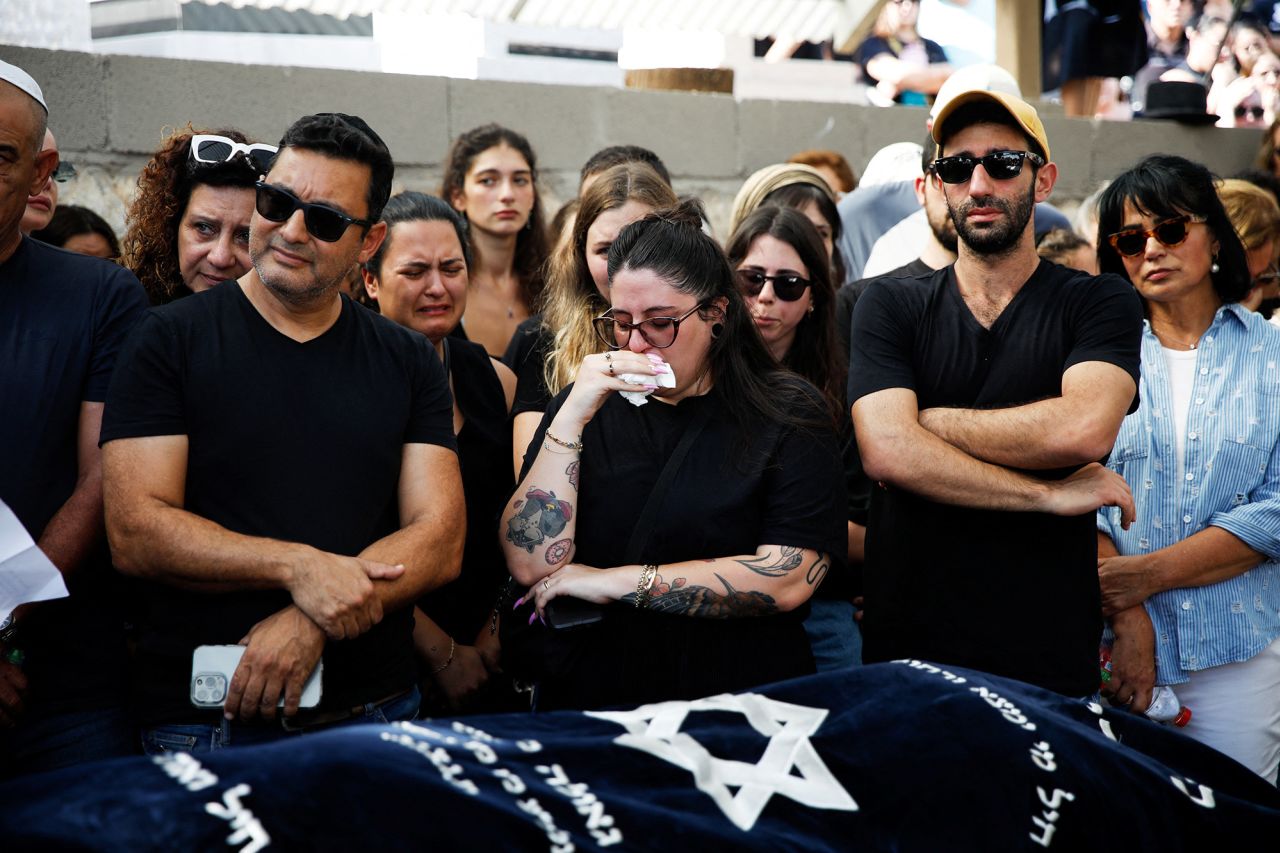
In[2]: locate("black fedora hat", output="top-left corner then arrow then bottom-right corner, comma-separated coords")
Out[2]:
1138,81 -> 1218,124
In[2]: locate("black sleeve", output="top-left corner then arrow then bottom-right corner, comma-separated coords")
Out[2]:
854,36 -> 894,82
505,323 -> 553,418
86,267 -> 149,403
1063,273 -> 1145,412
405,334 -> 459,451
100,311 -> 188,444
924,38 -> 949,65
515,386 -> 568,484
846,279 -> 919,405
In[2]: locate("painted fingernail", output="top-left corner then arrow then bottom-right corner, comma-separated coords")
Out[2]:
513,596 -> 524,610
654,363 -> 670,373
528,611 -> 538,625
645,353 -> 663,363
643,384 -> 657,391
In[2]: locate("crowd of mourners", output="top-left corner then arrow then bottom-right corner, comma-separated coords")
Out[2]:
2,38 -> 1279,800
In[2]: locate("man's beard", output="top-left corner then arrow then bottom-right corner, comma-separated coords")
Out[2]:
926,203 -> 959,253
948,185 -> 1034,257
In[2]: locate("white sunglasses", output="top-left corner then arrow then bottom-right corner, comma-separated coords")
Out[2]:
190,134 -> 278,173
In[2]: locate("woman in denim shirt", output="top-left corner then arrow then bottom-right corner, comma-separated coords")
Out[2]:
1096,155 -> 1280,782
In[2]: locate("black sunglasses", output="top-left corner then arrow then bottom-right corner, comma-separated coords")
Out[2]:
931,150 -> 1045,184
1106,214 -> 1205,257
737,269 -> 810,301
254,182 -> 373,243
592,303 -> 705,350
52,162 -> 77,183
1235,104 -> 1266,120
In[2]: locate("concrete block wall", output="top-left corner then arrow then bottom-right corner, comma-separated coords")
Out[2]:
2,45 -> 1267,242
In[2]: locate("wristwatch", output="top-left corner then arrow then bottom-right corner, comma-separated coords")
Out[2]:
0,613 -> 17,645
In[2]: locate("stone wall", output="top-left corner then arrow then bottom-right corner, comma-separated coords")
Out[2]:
2,44 -> 1267,241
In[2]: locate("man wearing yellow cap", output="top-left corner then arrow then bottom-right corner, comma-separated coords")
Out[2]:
848,90 -> 1145,696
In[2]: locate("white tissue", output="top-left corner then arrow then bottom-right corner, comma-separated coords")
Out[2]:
618,362 -> 676,406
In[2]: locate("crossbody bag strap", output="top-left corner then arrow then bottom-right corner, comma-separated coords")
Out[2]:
623,400 -> 714,563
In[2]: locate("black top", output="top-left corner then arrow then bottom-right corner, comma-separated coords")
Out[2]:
0,238 -> 149,713
853,35 -> 948,103
502,315 -> 553,418
847,261 -> 1143,696
522,382 -> 846,710
838,258 -> 933,360
419,338 -> 514,641
101,284 -> 456,724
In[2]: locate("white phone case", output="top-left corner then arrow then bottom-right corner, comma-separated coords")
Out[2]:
191,645 -> 323,709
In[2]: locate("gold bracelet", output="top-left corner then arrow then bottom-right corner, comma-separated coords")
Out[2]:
635,564 -> 659,609
544,429 -> 583,453
431,636 -> 456,674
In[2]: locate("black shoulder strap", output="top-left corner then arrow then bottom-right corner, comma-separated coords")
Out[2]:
624,400 -> 714,563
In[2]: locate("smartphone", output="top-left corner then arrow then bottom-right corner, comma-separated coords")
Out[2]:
545,596 -> 605,630
191,645 -> 323,709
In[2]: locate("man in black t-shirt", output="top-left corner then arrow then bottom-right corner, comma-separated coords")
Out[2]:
101,113 -> 464,750
848,90 -> 1144,696
0,62 -> 149,777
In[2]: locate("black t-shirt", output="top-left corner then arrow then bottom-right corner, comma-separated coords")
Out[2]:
502,315 -> 553,418
0,237 -> 148,713
420,338 -> 513,642
101,284 -> 456,724
854,35 -> 948,103
521,381 -> 846,711
847,261 -> 1143,696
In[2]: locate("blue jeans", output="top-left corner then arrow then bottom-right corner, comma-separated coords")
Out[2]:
0,704 -> 137,777
140,686 -> 420,756
803,599 -> 862,671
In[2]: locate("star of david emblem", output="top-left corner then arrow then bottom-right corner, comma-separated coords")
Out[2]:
586,692 -> 857,831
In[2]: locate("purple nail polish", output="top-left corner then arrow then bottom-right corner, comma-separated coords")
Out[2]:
643,384 -> 657,391
528,611 -> 538,625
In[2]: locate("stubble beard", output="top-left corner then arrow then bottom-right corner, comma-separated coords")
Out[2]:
948,184 -> 1035,258
252,239 -> 345,308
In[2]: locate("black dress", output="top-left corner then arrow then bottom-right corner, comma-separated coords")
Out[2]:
521,382 -> 847,711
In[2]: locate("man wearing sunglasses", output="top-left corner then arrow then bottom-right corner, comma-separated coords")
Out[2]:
102,113 -> 465,751
849,89 -> 1145,697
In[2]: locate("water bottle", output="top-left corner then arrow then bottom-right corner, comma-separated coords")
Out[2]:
1099,646 -> 1191,726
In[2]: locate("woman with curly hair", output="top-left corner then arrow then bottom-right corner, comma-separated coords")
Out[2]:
503,162 -> 677,472
441,124 -> 549,356
121,128 -> 273,304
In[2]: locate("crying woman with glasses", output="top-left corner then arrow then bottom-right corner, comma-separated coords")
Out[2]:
498,199 -> 846,712
121,128 -> 276,304
1096,154 -> 1280,783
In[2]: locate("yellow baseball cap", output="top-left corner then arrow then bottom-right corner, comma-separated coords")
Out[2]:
931,90 -> 1050,163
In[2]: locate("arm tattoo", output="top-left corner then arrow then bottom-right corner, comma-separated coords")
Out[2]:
505,487 -> 574,554
735,545 -> 803,577
623,572 -> 778,619
545,538 -> 572,565
805,554 -> 829,587
565,461 -> 580,490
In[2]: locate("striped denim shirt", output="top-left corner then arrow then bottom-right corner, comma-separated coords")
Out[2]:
1098,304 -> 1280,683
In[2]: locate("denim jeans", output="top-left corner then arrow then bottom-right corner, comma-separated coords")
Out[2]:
803,598 -> 862,671
0,704 -> 138,777
140,686 -> 421,756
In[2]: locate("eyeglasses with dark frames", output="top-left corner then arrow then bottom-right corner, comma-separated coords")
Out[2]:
931,150 -> 1045,184
592,303 -> 706,350
1106,214 -> 1206,257
254,181 -> 374,243
736,269 -> 811,301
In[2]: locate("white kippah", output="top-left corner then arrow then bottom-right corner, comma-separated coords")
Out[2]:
0,58 -> 47,113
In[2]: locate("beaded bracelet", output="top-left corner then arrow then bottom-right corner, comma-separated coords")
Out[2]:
431,636 -> 456,674
635,564 -> 659,609
544,429 -> 583,452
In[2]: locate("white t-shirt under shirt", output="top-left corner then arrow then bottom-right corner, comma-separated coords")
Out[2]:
1162,345 -> 1199,475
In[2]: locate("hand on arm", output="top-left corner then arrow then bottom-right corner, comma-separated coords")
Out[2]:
853,388 -> 1135,523
918,361 -> 1136,469
1098,527 -> 1266,617
1105,605 -> 1157,714
223,605 -> 324,722
412,607 -> 489,712
865,55 -> 953,94
526,544 -> 830,621
103,435 -> 405,640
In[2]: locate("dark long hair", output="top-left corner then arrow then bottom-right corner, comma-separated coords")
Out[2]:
760,181 -> 847,286
724,205 -> 844,424
31,204 -> 120,258
365,191 -> 472,276
1097,154 -> 1251,304
607,198 -> 830,446
440,123 -> 549,309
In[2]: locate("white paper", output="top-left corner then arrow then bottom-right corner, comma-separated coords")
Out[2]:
0,499 -> 69,621
619,362 -> 677,406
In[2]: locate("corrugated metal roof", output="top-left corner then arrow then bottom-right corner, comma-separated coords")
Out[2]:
180,0 -> 857,42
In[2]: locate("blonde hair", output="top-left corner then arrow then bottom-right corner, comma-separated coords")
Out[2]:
1218,178 -> 1280,250
541,162 -> 678,396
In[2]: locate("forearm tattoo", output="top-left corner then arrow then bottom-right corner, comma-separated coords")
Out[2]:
734,545 -> 803,577
566,460 -> 580,490
506,488 -> 573,554
623,572 -> 778,619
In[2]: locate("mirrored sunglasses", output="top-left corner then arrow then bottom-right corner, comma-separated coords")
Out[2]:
254,181 -> 373,243
931,150 -> 1044,184
1106,214 -> 1205,257
191,134 -> 278,174
737,269 -> 810,301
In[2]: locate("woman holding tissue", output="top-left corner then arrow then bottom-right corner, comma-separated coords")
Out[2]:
499,200 -> 846,712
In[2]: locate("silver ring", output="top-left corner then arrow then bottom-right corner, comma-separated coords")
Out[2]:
605,352 -> 613,362
542,579 -> 550,591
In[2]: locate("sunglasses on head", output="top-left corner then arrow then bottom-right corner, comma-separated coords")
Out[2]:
1235,104 -> 1266,120
931,150 -> 1045,184
51,162 -> 76,184
254,182 -> 373,243
1105,214 -> 1205,257
736,269 -> 810,301
191,134 -> 278,174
